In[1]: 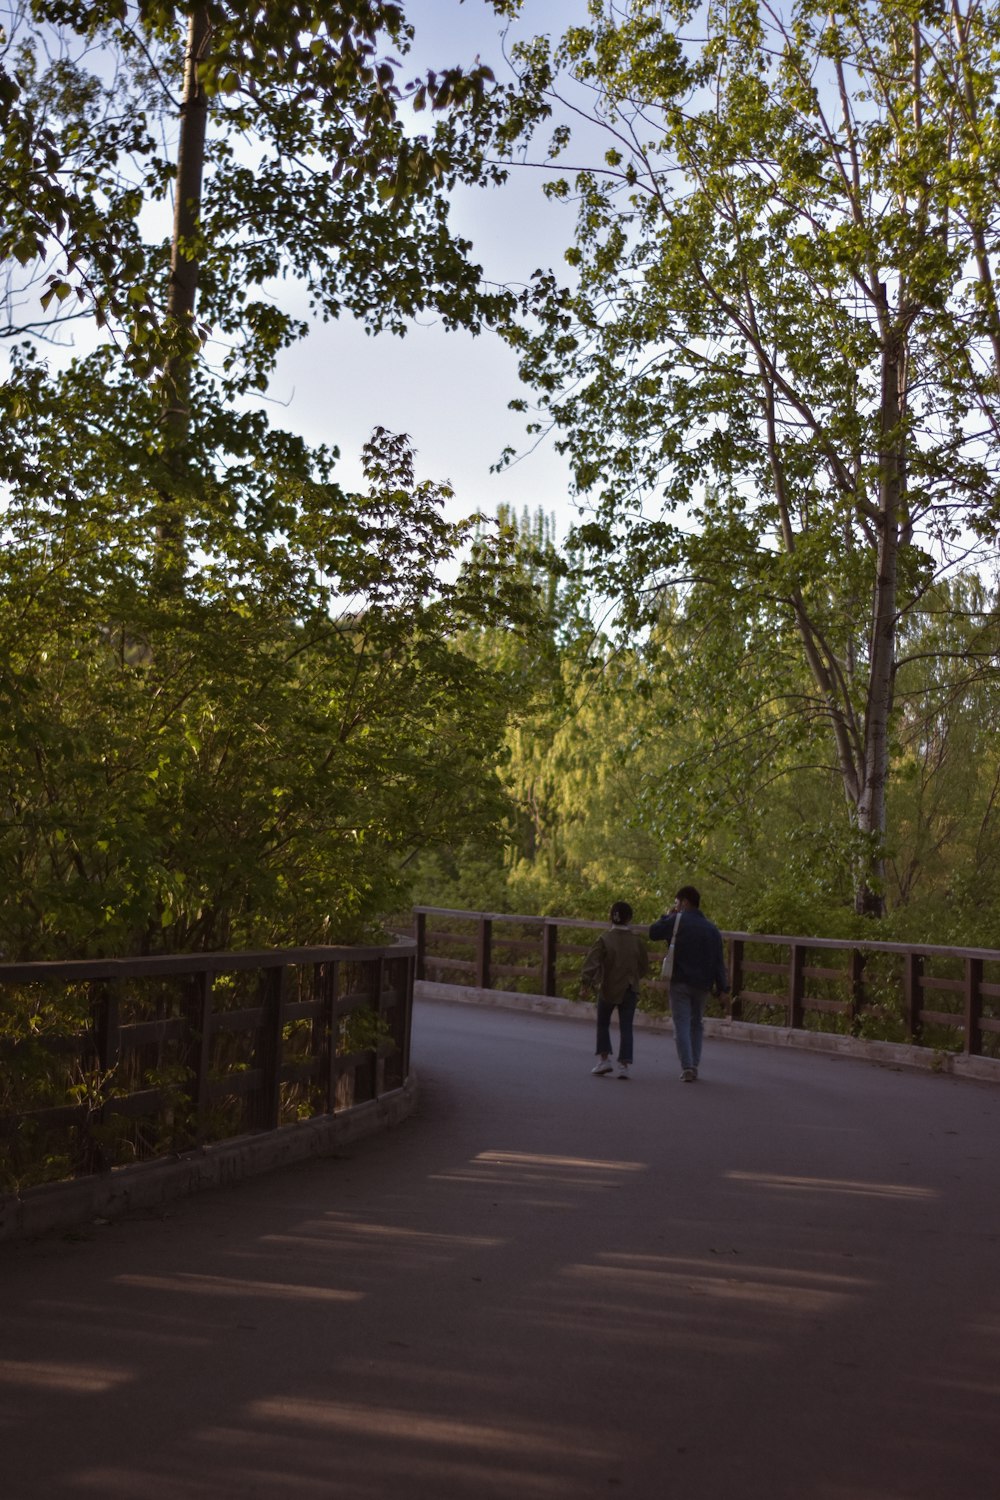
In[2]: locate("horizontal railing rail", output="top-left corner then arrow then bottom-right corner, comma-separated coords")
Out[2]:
1,940 -> 415,1193
412,907 -> 1000,1059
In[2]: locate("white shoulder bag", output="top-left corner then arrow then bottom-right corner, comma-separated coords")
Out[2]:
659,912 -> 681,982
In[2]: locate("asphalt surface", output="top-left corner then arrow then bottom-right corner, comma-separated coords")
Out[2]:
2,996 -> 999,1500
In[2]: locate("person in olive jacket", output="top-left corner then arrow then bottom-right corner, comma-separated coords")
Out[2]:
649,885 -> 730,1082
581,901 -> 650,1079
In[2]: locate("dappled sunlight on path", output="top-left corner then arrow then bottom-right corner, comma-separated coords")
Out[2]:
723,1170 -> 938,1200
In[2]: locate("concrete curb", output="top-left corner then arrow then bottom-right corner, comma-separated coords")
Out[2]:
416,981 -> 1000,1085
0,1074 -> 418,1243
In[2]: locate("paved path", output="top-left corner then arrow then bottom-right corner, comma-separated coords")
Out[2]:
2,997 -> 1000,1500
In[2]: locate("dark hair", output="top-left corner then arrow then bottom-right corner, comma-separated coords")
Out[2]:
610,901 -> 633,925
675,885 -> 701,908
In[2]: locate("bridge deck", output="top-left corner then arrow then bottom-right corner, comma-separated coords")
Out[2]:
2,996 -> 999,1499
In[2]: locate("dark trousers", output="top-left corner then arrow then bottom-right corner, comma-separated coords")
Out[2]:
596,988 -> 638,1064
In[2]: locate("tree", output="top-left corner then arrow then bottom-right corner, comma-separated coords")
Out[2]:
2,1 -> 518,571
0,421 -> 536,959
3,1 -> 514,354
498,0 -> 1000,914
0,1 -> 539,957
415,506 -> 698,919
887,574 -> 1000,926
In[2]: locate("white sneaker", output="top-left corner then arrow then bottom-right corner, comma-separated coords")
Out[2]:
592,1058 -> 613,1075
616,1062 -> 631,1079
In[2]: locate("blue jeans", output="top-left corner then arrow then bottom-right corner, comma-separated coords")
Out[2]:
670,982 -> 710,1072
596,988 -> 638,1064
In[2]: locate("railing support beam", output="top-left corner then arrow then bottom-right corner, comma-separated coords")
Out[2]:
964,957 -> 984,1056
476,918 -> 493,990
543,922 -> 558,997
788,944 -> 805,1030
904,953 -> 924,1041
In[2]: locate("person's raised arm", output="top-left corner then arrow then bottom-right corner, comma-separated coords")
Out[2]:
648,912 -> 676,943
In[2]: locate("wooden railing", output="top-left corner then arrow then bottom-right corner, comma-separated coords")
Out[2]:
0,940 -> 414,1190
412,907 -> 1000,1059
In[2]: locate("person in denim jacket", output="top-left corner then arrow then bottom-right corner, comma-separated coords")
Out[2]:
649,885 -> 730,1081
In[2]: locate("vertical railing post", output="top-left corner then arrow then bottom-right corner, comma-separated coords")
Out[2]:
415,909 -> 427,982
788,944 -> 805,1030
477,917 -> 493,990
964,957 -> 984,1056
188,967 -> 213,1145
849,949 -> 866,1034
400,951 -> 414,1082
259,964 -> 287,1130
373,957 -> 386,1098
728,938 -> 744,1020
542,921 -> 558,997
904,951 -> 924,1040
93,984 -> 119,1080
90,979 -> 122,1172
326,961 -> 341,1112
309,962 -> 325,1114
93,980 -> 121,1077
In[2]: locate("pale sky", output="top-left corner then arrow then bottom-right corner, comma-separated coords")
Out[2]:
266,0 -> 587,538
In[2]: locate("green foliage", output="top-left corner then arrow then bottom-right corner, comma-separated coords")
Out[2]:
492,0 -> 1000,915
2,1 -> 513,372
0,3 -> 543,966
339,1007 -> 393,1056
0,419 -> 531,958
415,532 -> 1000,949
0,3 -> 556,1175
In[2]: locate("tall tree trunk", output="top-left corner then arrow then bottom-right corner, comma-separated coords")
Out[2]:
155,6 -> 211,589
855,314 -> 905,916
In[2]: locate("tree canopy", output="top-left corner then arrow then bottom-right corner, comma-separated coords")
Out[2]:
5,0 -> 1000,960
0,0 -> 538,958
491,0 -> 1000,915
